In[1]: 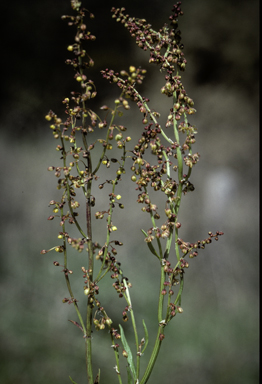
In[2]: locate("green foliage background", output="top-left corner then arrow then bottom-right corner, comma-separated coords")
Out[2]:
0,0 -> 259,383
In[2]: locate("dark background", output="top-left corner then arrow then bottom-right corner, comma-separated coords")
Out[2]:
0,1 -> 259,383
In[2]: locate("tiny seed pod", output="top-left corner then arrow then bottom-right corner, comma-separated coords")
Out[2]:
115,133 -> 123,141
105,318 -> 113,326
135,158 -> 143,165
98,122 -> 104,129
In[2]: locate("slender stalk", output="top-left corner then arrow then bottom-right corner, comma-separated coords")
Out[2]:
110,332 -> 123,384
85,304 -> 93,384
85,151 -> 94,383
94,180 -> 117,282
59,205 -> 87,334
92,103 -> 119,176
140,262 -> 166,384
140,327 -> 164,384
123,279 -> 140,378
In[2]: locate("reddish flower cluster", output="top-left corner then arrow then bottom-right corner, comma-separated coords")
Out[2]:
111,3 -> 186,72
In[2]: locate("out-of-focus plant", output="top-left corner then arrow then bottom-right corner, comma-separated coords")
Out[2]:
41,1 -> 223,383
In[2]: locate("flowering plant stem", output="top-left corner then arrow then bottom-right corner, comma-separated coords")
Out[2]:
42,2 -> 223,383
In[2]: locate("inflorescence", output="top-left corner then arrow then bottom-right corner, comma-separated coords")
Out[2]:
41,2 -> 223,382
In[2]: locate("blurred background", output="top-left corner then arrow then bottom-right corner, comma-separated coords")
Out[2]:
0,0 -> 259,383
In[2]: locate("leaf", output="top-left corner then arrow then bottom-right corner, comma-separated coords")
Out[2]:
68,319 -> 84,333
69,376 -> 78,384
141,229 -> 160,259
119,324 -> 137,382
127,365 -> 133,384
142,319 -> 149,354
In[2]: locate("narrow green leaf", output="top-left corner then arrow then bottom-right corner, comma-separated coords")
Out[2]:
69,376 -> 78,384
141,229 -> 160,259
119,324 -> 137,381
127,365 -> 133,384
142,319 -> 149,354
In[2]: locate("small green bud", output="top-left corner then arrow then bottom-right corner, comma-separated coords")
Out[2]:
98,122 -> 104,129
115,133 -> 123,141
105,318 -> 113,326
135,158 -> 143,165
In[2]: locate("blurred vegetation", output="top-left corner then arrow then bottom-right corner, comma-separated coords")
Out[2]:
0,0 -> 259,383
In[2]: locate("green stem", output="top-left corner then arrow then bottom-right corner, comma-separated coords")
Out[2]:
123,278 -> 140,379
110,332 -> 123,384
140,262 -> 166,384
140,326 -> 165,384
94,180 -> 117,282
93,104 -> 118,176
174,274 -> 184,306
157,263 -> 166,324
60,136 -> 88,240
85,151 -> 94,384
85,305 -> 93,384
173,95 -> 184,265
60,206 -> 87,334
77,50 -> 95,381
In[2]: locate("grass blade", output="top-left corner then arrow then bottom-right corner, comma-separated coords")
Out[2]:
142,319 -> 149,354
119,324 -> 137,382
